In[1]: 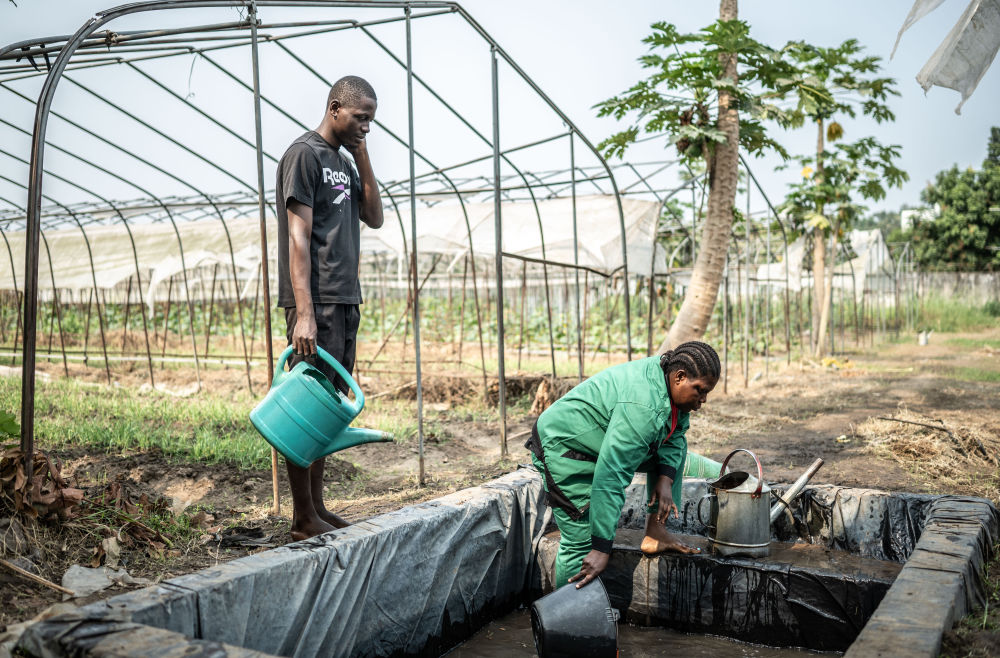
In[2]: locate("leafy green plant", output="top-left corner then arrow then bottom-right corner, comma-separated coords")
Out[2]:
0,410 -> 18,439
594,19 -> 797,163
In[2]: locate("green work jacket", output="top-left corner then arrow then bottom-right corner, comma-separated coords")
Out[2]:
536,357 -> 689,552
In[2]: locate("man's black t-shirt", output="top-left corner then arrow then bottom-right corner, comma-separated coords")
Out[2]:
276,131 -> 364,307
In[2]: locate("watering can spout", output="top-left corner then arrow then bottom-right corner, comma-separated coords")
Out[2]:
321,427 -> 394,457
769,458 -> 824,523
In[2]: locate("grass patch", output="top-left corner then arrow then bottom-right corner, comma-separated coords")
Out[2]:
944,337 -> 1000,350
944,367 -> 1000,383
0,377 -> 526,469
0,377 -> 270,469
917,297 -> 1000,333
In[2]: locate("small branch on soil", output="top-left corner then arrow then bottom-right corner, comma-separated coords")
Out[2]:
0,557 -> 75,596
369,380 -> 417,400
508,429 -> 531,443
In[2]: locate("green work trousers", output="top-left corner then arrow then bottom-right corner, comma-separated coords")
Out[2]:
533,450 -> 686,588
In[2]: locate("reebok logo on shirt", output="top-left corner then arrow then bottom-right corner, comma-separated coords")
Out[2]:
322,167 -> 352,205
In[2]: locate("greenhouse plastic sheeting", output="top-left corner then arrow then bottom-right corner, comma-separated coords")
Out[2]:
0,194 -> 663,301
360,194 -> 664,275
18,469 -> 550,658
17,617 -> 274,658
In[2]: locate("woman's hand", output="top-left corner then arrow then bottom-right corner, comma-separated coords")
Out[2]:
567,550 -> 609,588
649,474 -> 679,524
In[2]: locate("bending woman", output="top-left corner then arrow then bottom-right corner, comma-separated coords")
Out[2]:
526,341 -> 720,589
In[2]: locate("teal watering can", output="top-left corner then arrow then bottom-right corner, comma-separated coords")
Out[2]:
250,346 -> 393,468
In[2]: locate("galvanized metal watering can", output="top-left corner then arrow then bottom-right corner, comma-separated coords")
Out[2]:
250,346 -> 393,468
697,449 -> 824,558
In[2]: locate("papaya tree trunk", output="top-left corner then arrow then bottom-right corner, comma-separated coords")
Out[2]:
811,117 -> 826,356
811,234 -> 826,354
659,0 -> 739,352
815,222 -> 839,356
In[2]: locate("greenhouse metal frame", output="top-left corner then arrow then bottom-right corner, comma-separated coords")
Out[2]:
0,0 -> 920,494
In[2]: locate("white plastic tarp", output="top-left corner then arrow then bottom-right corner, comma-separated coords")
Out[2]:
363,194 -> 664,274
755,229 -> 893,296
0,194 -> 664,304
894,0 -> 1000,113
0,215 -> 280,302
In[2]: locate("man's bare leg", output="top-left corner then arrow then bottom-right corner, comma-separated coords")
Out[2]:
287,460 -> 335,541
640,511 -> 700,555
309,457 -> 350,529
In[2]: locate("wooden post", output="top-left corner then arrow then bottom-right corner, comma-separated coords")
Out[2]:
121,274 -> 133,352
517,260 -> 527,370
204,263 -> 219,358
161,277 -> 173,366
82,290 -> 93,367
458,255 -> 468,365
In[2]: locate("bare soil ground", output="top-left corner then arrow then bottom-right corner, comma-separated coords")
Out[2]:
2,330 -> 998,653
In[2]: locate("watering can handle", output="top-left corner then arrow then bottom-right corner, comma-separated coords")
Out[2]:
316,345 -> 365,413
273,346 -> 295,387
719,448 -> 764,499
272,346 -> 366,414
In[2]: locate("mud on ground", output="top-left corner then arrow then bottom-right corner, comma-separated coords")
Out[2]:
2,330 -> 999,647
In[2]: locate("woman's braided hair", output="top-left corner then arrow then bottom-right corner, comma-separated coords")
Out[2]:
659,341 -> 721,380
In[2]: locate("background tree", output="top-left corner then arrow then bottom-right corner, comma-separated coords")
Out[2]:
596,0 -> 798,352
907,127 -> 1000,272
780,136 -> 908,352
779,39 -> 899,355
856,208 -> 904,236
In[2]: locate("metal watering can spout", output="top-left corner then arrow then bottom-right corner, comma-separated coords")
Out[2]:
320,427 -> 394,457
769,458 -> 824,523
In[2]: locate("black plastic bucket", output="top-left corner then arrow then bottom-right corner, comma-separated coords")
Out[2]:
530,578 -> 618,658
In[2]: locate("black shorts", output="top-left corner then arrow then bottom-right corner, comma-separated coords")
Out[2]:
285,304 -> 360,395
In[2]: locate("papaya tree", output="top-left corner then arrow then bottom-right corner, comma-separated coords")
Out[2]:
595,0 -> 799,352
780,136 -> 908,351
779,39 -> 899,355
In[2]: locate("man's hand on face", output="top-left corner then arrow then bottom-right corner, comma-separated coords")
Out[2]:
344,135 -> 367,157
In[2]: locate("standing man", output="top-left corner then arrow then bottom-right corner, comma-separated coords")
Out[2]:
275,76 -> 383,540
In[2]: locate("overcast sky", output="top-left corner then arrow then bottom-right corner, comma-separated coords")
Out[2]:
1,0 -> 998,215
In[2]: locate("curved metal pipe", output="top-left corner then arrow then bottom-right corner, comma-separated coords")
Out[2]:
0,195 -> 69,377
0,226 -> 21,366
16,0 -> 625,480
0,138 -> 166,385
0,170 -> 113,382
1,100 -> 243,390
448,2 -> 632,356
356,26 -> 562,376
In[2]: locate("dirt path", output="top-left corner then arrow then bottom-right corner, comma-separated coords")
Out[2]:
686,332 -> 1000,497
2,329 -> 998,638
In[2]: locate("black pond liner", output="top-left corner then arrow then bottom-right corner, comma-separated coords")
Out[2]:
16,469 -> 998,658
